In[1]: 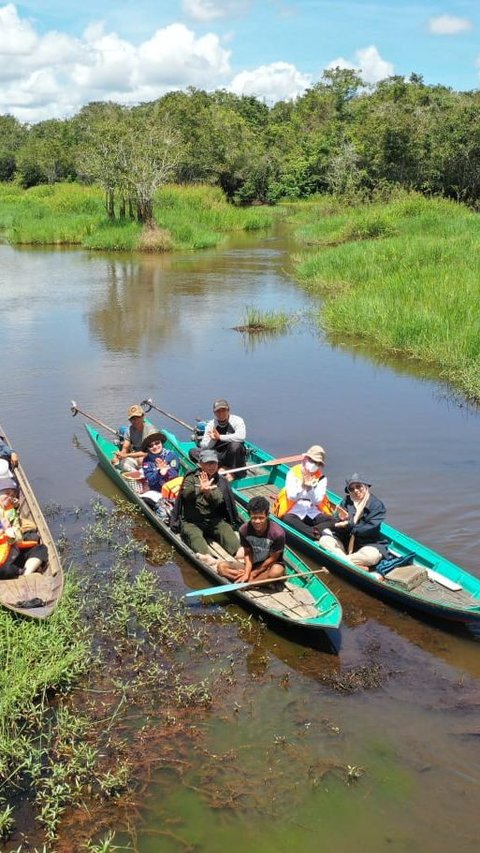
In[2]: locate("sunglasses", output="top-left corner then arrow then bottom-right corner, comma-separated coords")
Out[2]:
348,483 -> 365,493
148,441 -> 163,449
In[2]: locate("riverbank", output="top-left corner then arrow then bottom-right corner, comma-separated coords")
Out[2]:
0,183 -> 273,252
0,499 -> 218,850
287,193 -> 480,402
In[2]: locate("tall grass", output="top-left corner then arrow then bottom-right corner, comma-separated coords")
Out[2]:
0,182 -> 273,252
291,193 -> 480,400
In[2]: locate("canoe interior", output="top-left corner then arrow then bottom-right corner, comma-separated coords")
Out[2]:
163,432 -> 480,624
84,425 -> 342,631
0,425 -> 64,619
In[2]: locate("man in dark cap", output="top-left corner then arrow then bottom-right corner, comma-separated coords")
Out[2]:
172,448 -> 240,566
198,399 -> 246,477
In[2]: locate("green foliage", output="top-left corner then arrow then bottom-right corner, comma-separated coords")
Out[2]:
293,193 -> 480,398
0,182 -> 271,251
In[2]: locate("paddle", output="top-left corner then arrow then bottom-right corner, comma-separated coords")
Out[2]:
70,401 -> 118,437
185,566 -> 329,598
225,454 -> 303,476
141,398 -> 194,432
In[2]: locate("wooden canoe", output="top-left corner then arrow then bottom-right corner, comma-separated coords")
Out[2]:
84,424 -> 342,631
164,430 -> 480,626
0,426 -> 64,619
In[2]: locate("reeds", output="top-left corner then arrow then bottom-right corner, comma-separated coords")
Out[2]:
291,193 -> 480,400
0,182 -> 273,252
238,305 -> 291,332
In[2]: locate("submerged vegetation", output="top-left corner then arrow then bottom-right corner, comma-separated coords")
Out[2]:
289,192 -> 480,402
0,182 -> 272,252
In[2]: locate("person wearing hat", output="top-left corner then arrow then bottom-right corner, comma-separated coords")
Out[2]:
113,404 -> 157,472
274,445 -> 333,540
318,473 -> 388,568
141,431 -> 180,492
171,448 -> 240,566
197,399 -> 246,477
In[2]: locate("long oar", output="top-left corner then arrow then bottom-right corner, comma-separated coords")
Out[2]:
70,401 -> 118,437
141,398 -> 194,432
185,566 -> 329,598
226,454 -> 303,476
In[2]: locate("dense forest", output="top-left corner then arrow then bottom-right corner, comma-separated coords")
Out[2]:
1,69 -> 480,219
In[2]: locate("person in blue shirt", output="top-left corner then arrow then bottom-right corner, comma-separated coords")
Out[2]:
141,432 -> 179,492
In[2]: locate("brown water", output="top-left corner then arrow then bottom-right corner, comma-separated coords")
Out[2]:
1,228 -> 479,851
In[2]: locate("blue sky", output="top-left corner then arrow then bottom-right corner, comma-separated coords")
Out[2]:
2,2 -> 479,121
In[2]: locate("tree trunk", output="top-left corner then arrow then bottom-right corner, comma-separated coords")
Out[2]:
106,189 -> 115,220
136,197 -> 154,225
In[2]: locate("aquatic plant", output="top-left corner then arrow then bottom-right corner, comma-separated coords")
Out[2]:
235,304 -> 291,333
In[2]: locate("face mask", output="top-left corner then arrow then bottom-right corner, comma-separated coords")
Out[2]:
304,460 -> 321,473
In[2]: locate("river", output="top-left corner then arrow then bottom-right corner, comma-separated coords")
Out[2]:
1,227 -> 479,852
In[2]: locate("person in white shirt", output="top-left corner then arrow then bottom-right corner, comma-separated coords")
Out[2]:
198,399 -> 246,477
281,445 -> 332,540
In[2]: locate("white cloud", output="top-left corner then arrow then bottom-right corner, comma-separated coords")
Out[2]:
428,15 -> 472,36
0,4 -> 231,121
327,45 -> 394,84
229,61 -> 311,102
182,0 -> 251,22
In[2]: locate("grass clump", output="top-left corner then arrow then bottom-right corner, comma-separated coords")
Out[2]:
291,192 -> 480,401
234,304 -> 292,333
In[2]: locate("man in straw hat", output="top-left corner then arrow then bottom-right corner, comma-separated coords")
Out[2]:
273,445 -> 333,540
113,404 -> 157,472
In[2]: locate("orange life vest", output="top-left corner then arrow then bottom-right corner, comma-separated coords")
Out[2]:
0,531 -> 39,567
161,476 -> 184,501
272,464 -> 334,519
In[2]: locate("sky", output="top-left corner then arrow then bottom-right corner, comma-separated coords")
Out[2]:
1,1 -> 480,122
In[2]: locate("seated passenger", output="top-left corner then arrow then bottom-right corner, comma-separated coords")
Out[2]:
274,445 -> 332,540
172,449 -> 240,567
0,435 -> 19,469
112,404 -> 157,472
0,479 -> 46,578
319,473 -> 388,569
190,399 -> 246,477
218,496 -> 285,583
141,431 -> 179,492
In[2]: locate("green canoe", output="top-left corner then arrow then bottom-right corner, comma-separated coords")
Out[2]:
84,424 -> 342,632
164,430 -> 480,626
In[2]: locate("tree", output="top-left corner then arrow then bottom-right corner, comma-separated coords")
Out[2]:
0,114 -> 27,180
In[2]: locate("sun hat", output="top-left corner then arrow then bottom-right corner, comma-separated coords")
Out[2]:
305,445 -> 326,464
141,431 -> 167,452
213,399 -> 229,411
0,477 -> 17,492
345,473 -> 371,491
199,449 -> 219,464
128,404 -> 144,419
